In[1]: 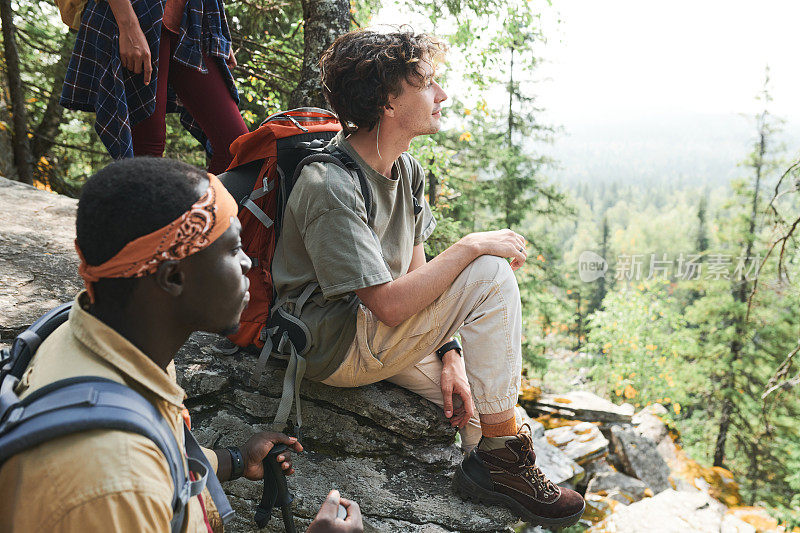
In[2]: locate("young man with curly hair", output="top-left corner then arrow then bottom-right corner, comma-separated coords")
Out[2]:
270,29 -> 585,528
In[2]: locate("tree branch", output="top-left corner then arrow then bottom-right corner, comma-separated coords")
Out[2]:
31,33 -> 73,159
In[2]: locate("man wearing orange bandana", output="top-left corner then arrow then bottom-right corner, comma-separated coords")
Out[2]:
0,157 -> 362,532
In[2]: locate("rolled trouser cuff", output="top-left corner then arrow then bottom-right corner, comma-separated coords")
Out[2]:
474,393 -> 519,415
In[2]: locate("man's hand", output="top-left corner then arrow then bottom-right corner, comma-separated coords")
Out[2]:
226,47 -> 237,69
118,21 -> 152,84
306,490 -> 363,533
460,229 -> 528,271
440,351 -> 474,428
107,0 -> 152,84
241,432 -> 303,481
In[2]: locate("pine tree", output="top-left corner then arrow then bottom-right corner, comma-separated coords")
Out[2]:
696,193 -> 710,255
588,215 -> 609,315
1,0 -> 34,183
712,75 -> 772,468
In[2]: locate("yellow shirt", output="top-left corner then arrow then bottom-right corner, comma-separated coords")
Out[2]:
0,293 -> 223,532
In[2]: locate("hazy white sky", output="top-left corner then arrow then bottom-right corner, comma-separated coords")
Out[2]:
375,0 -> 800,121
535,0 -> 800,121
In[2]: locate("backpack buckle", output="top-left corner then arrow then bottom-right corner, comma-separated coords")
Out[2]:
177,481 -> 193,509
0,404 -> 23,433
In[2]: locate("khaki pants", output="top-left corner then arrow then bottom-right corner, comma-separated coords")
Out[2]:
322,255 -> 523,449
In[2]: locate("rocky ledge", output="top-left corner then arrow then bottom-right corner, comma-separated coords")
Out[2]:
178,333 -> 520,532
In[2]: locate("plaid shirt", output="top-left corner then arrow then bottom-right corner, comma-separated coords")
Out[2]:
61,0 -> 238,159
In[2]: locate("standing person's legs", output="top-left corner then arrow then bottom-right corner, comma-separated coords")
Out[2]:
131,29 -> 174,157
169,54 -> 248,174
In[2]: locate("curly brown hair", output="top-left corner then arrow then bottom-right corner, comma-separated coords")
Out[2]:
320,28 -> 446,134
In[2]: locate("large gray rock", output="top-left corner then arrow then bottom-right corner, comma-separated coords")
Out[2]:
530,391 -> 634,424
515,405 -> 545,439
0,177 -> 81,340
586,471 -> 651,504
609,425 -> 671,494
720,514 -> 757,533
588,489 -> 727,532
576,457 -> 616,493
531,437 -> 585,486
632,404 -> 670,444
545,422 -> 609,465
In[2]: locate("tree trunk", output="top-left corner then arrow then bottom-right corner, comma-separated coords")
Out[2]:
427,158 -> 438,206
713,399 -> 733,466
31,33 -> 74,160
288,0 -> 350,109
507,47 -> 514,144
503,47 -> 515,228
713,113 -> 766,468
0,0 -> 34,184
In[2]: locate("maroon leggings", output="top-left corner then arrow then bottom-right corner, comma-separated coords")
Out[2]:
131,29 -> 248,174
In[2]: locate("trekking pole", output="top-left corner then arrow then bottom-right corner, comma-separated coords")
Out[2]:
254,444 -> 297,533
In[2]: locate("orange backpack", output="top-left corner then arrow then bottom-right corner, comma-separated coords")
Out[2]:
218,107 -> 374,373
219,108 -> 375,435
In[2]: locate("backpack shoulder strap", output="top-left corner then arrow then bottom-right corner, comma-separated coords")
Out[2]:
292,149 -> 375,228
0,376 -> 222,533
1,302 -> 71,386
183,425 -> 235,523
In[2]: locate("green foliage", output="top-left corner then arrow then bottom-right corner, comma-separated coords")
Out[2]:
573,83 -> 800,516
226,0 -> 305,128
585,282 -> 698,416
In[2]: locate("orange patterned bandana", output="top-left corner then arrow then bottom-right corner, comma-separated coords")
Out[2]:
77,173 -> 238,302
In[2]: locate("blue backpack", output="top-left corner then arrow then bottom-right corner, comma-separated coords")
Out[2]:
0,303 -> 234,531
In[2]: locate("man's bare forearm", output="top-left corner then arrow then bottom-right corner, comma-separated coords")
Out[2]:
106,0 -> 139,30
355,240 -> 478,327
355,229 -> 527,327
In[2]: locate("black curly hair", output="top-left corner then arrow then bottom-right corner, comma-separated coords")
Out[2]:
320,28 -> 446,134
76,157 -> 207,305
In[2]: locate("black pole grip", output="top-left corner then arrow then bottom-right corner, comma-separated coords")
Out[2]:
254,444 -> 296,530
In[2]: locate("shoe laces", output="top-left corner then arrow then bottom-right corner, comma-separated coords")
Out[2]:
517,424 -> 559,497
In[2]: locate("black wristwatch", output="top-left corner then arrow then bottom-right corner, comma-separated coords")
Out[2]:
227,446 -> 245,480
435,338 -> 462,359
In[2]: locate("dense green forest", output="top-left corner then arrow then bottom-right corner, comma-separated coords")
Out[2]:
2,0 -> 799,528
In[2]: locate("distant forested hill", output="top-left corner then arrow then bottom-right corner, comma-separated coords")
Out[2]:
540,111 -> 800,189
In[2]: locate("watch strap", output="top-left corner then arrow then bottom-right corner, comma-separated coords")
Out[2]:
227,446 -> 245,480
435,338 -> 462,359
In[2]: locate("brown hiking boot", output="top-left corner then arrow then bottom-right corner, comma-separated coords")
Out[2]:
453,425 -> 585,528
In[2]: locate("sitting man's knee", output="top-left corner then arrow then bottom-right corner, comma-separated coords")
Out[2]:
469,254 -> 516,284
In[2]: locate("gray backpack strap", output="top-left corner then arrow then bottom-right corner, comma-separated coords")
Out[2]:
292,151 -> 375,228
0,377 -> 189,532
251,300 -> 314,440
271,339 -> 307,437
0,304 -> 234,530
1,302 -> 71,387
0,377 -> 234,532
183,425 -> 235,524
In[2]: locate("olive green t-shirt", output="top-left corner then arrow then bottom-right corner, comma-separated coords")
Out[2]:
271,133 -> 436,381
